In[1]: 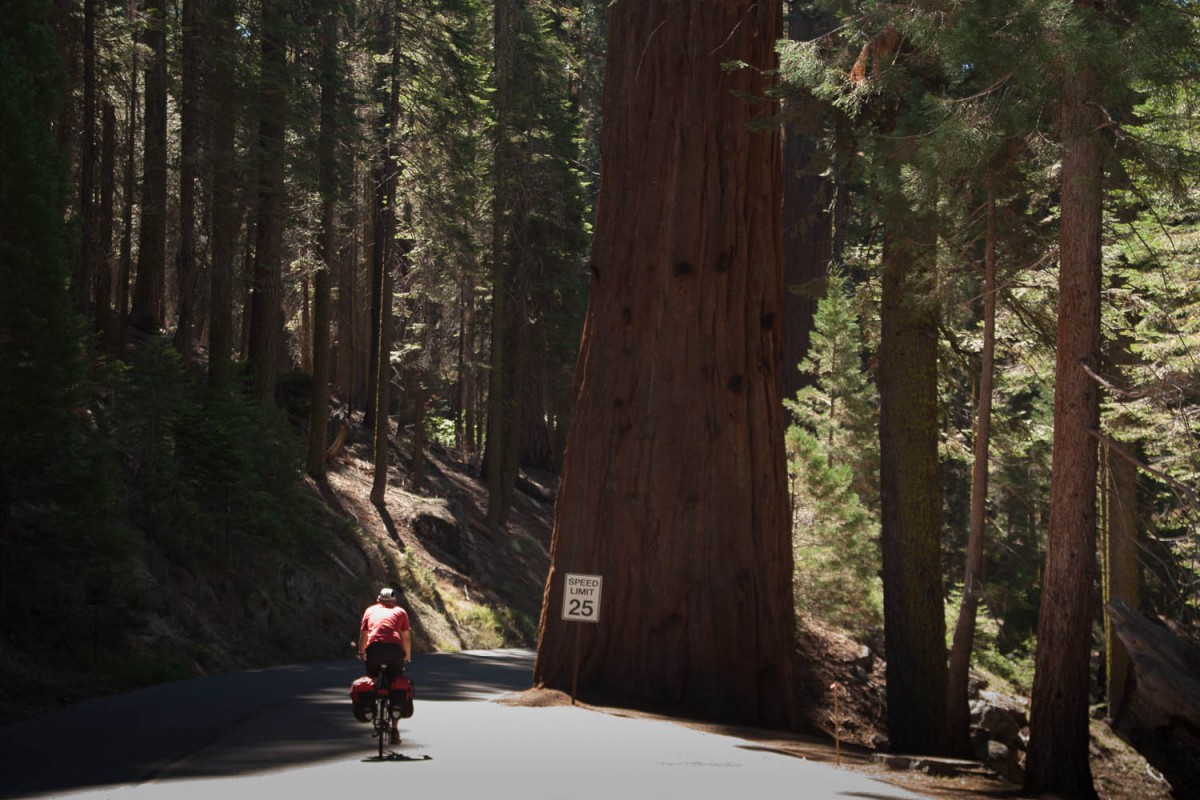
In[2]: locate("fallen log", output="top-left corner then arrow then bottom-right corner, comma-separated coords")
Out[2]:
1105,598 -> 1200,798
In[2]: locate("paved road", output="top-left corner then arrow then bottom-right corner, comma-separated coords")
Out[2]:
0,650 -> 929,800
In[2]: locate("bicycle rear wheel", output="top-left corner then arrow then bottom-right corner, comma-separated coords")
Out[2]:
376,696 -> 388,758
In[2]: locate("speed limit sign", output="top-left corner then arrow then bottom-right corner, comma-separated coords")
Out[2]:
561,573 -> 603,623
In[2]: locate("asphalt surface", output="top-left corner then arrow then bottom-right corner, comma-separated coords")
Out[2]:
0,649 -> 929,800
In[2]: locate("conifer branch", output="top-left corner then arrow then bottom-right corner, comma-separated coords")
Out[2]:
1079,362 -> 1153,400
950,69 -> 1016,103
1090,428 -> 1200,510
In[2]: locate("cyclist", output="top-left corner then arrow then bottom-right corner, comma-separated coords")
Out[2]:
359,588 -> 412,743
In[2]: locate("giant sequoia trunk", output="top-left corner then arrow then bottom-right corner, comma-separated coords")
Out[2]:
533,0 -> 795,729
1024,45 -> 1104,800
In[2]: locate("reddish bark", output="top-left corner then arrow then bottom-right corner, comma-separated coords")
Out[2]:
947,184 -> 998,756
1024,45 -> 1104,800
534,0 -> 795,729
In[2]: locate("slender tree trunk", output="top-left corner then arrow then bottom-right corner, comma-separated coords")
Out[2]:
520,353 -> 554,469
76,0 -> 98,317
1024,38 -> 1104,799
946,183 -> 998,756
364,33 -> 398,432
500,284 -> 526,514
309,268 -> 333,471
308,5 -> 339,480
130,0 -> 168,333
483,261 -> 512,526
247,0 -> 288,404
354,170 -> 371,408
96,100 -> 115,353
369,35 -> 401,506
240,215 -> 255,360
300,276 -> 312,373
174,0 -> 201,360
364,191 -> 380,431
369,227 -> 393,506
208,0 -> 238,388
831,114 -> 854,267
485,0 -> 516,531
333,159 -> 357,409
456,264 -> 474,458
116,0 -> 138,352
534,0 -> 795,729
51,0 -> 76,148
877,142 -> 948,756
1102,441 -> 1139,720
411,382 -> 429,491
780,3 -> 834,401
1099,324 -> 1141,722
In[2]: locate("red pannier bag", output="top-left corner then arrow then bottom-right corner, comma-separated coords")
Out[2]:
350,676 -> 376,722
390,675 -> 415,719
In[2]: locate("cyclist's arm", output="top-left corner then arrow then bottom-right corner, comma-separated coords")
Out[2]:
402,629 -> 411,662
358,629 -> 368,659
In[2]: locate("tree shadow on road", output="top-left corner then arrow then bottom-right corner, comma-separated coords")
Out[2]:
0,651 -> 534,799
363,753 -> 433,763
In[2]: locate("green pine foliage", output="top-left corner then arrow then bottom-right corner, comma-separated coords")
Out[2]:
779,0 -> 1200,670
788,268 -> 880,507
499,0 -> 592,379
785,269 -> 882,636
1104,214 -> 1200,630
777,0 -> 1063,663
0,0 -> 83,522
0,0 -> 131,641
105,338 -> 329,561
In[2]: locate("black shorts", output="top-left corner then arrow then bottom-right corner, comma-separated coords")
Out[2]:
364,642 -> 405,681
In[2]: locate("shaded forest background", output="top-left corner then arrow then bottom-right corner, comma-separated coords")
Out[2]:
4,0 -> 1200,796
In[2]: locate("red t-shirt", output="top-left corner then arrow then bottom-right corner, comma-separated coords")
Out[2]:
360,603 -> 410,647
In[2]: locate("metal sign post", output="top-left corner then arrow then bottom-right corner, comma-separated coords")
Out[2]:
562,573 -> 602,704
